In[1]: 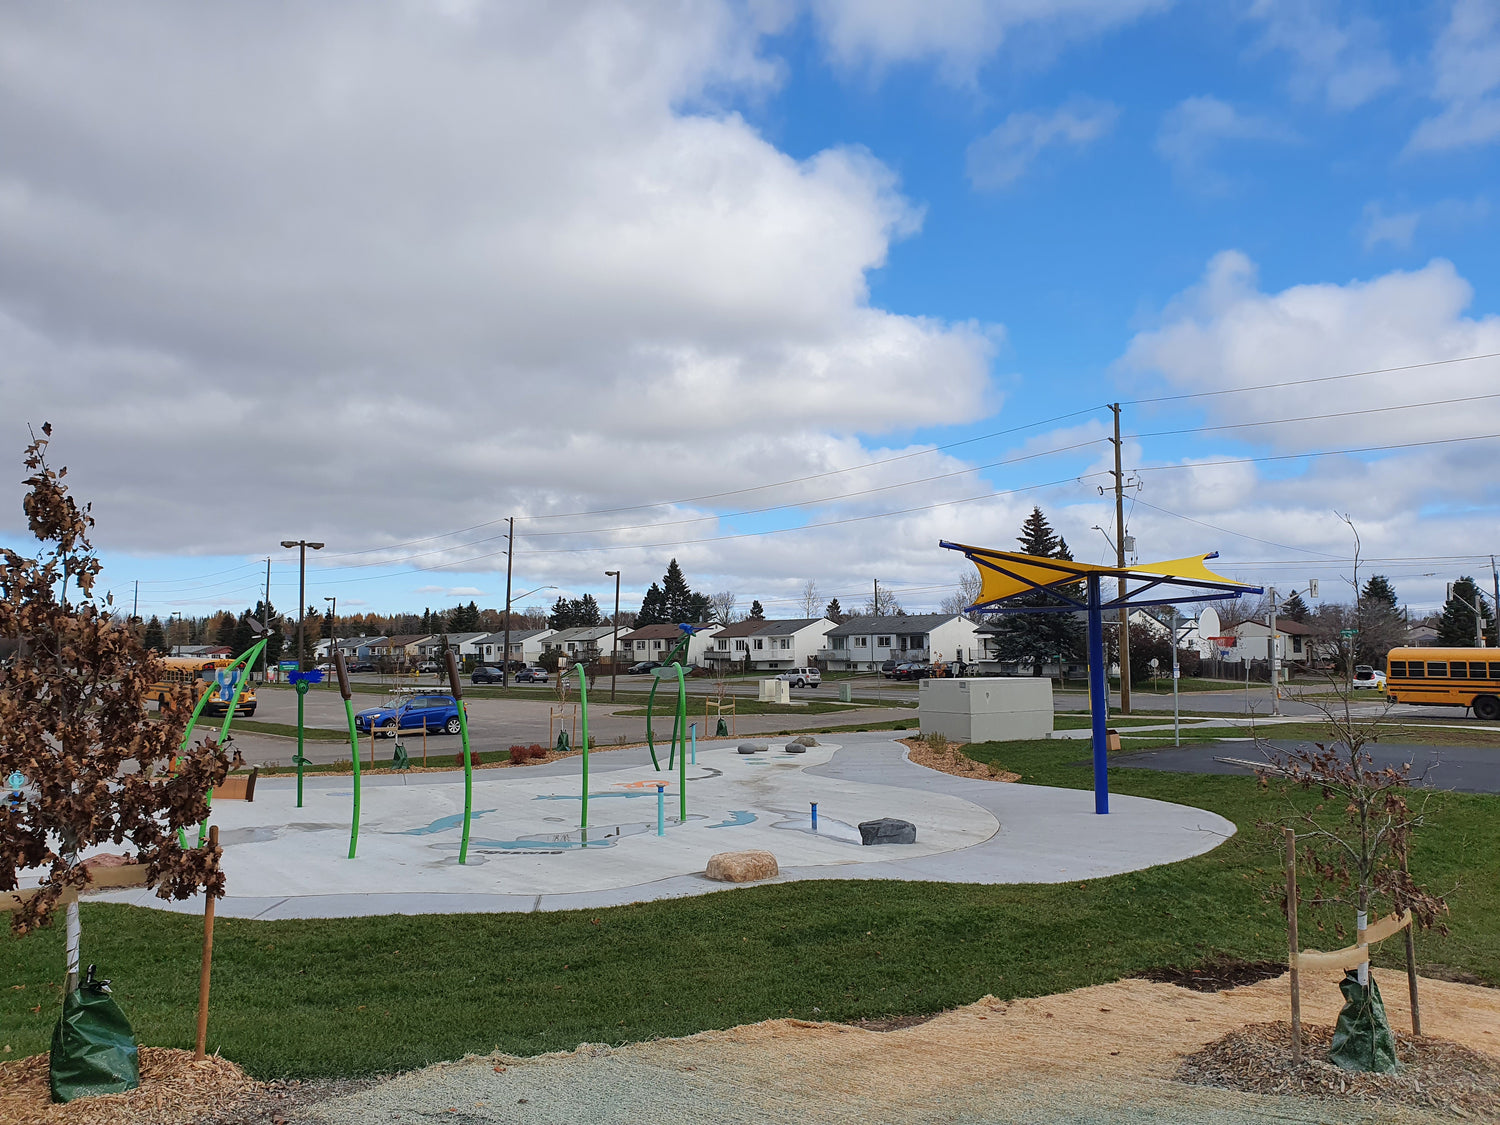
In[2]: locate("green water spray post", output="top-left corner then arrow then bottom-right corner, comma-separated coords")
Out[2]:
294,674 -> 310,807
653,662 -> 689,822
445,651 -> 475,864
335,651 -> 361,858
574,663 -> 591,845
644,624 -> 701,770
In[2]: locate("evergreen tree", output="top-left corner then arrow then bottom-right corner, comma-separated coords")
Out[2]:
143,615 -> 166,653
1281,590 -> 1310,623
421,608 -> 432,632
685,592 -> 713,622
1437,577 -> 1494,647
572,594 -> 603,627
449,600 -> 481,631
1362,575 -> 1398,608
992,507 -> 1085,675
824,598 -> 844,623
549,596 -> 573,631
748,599 -> 765,619
252,599 -> 284,666
634,583 -> 667,627
661,559 -> 694,622
231,611 -> 254,657
214,611 -> 237,648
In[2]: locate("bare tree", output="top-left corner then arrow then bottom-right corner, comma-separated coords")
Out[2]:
799,579 -> 821,619
863,585 -> 902,617
939,570 -> 982,619
708,590 -> 738,624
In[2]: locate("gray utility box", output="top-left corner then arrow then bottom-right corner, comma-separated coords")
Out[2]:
917,677 -> 1053,742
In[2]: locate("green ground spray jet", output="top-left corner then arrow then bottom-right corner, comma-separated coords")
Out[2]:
334,651 -> 361,858
175,639 -> 268,847
644,624 -> 702,770
574,663 -> 591,844
652,662 -> 689,822
445,651 -> 475,864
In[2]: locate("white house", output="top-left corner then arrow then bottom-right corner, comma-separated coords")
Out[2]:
618,623 -> 720,667
475,628 -> 555,666
542,625 -> 620,661
1232,618 -> 1314,666
415,632 -> 489,660
821,615 -> 981,672
700,618 -> 835,671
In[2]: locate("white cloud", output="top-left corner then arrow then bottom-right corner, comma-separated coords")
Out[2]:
807,0 -> 1169,81
1409,0 -> 1500,152
1246,0 -> 1399,110
1155,96 -> 1296,189
966,97 -> 1119,190
416,586 -> 486,598
1359,203 -> 1421,251
1115,252 -> 1500,607
0,2 -> 997,583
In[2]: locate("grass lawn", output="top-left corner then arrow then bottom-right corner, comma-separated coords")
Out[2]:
4,728 -> 1494,1081
614,698 -> 861,718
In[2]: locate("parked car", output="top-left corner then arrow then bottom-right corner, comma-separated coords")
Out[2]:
1352,666 -> 1387,690
417,660 -> 440,673
354,694 -> 462,737
892,662 -> 931,681
349,661 -> 377,673
470,665 -> 505,684
629,660 -> 661,674
880,660 -> 900,677
775,667 -> 821,688
514,667 -> 549,683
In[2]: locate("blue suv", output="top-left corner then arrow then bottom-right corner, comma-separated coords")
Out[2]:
354,694 -> 463,737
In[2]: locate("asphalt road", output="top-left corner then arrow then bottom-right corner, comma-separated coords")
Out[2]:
1112,740 -> 1500,794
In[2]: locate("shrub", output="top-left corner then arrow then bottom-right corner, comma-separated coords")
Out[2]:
509,746 -> 528,765
454,748 -> 482,767
924,731 -> 949,753
528,743 -> 547,759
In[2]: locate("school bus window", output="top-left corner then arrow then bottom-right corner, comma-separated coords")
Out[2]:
1491,662 -> 1500,679
1425,662 -> 1447,677
1389,661 -> 1407,677
1451,661 -> 1469,679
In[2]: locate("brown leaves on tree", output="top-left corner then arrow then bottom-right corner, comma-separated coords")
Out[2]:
1,426 -> 229,936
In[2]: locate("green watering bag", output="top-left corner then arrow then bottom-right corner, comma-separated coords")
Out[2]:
49,966 -> 140,1103
1328,969 -> 1399,1074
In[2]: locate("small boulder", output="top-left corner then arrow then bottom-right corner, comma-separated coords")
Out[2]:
783,742 -> 807,754
737,744 -> 758,755
793,734 -> 819,747
705,850 -> 779,883
858,818 -> 916,846
738,741 -> 769,754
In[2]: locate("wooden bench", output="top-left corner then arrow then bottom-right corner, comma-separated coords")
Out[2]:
216,767 -> 258,802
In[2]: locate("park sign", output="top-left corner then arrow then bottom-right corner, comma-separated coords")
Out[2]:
278,660 -> 299,672
1341,628 -> 1359,639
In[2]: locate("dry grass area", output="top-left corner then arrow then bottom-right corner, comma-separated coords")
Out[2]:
1180,1021 -> 1500,1120
0,1047 -> 258,1125
900,736 -> 1020,782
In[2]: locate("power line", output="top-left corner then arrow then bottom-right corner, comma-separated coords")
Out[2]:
1133,431 -> 1500,474
1121,350 -> 1500,407
1130,498 -> 1349,560
1124,390 -> 1500,441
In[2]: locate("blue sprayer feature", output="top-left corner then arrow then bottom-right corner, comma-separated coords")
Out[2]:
656,784 -> 666,837
810,801 -> 818,832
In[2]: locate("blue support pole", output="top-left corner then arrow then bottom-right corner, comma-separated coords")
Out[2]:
656,784 -> 665,836
1086,573 -> 1110,815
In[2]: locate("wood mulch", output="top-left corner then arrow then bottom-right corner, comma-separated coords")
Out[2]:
1179,1021 -> 1500,1120
899,737 -> 1020,782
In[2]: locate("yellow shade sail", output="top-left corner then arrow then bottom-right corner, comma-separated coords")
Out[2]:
941,541 -> 1258,608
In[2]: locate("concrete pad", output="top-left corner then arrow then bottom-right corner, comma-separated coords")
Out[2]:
62,734 -> 1234,919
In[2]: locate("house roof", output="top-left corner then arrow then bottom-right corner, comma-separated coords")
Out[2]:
335,636 -> 385,648
1235,619 -> 1314,636
474,628 -> 550,645
826,614 -> 966,637
746,617 -> 829,636
710,620 -> 773,639
383,634 -> 431,648
547,625 -> 618,643
620,624 -> 693,642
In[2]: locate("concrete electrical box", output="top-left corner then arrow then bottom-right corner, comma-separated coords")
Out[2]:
917,677 -> 1053,742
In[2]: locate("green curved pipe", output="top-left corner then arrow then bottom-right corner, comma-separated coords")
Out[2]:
645,630 -> 694,771
575,663 -> 590,844
176,640 -> 267,847
652,662 -> 689,822
344,696 -> 361,858
456,702 -> 474,865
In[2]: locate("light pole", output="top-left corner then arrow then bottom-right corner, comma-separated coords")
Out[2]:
324,595 -> 337,681
606,570 -> 621,702
280,540 -> 324,670
501,584 -> 557,686
169,611 -> 183,655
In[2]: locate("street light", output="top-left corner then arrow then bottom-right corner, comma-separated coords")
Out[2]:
606,570 -> 621,702
280,540 -> 324,670
502,583 -> 558,687
324,595 -> 337,680
169,611 -> 183,656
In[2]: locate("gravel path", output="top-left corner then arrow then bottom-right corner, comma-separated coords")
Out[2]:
282,969 -> 1499,1125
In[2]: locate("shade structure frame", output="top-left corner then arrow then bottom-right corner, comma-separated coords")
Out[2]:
938,540 -> 1263,814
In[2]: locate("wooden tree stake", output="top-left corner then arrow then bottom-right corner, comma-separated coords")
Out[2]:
1284,827 -> 1302,1065
1402,848 -> 1422,1036
194,824 -> 219,1061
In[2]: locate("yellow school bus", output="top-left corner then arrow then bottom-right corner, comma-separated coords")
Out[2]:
1385,647 -> 1500,721
149,657 -> 257,717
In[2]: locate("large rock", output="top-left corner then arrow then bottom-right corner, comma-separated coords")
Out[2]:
705,850 -> 779,883
858,818 -> 916,846
792,734 -> 819,747
783,742 -> 807,754
737,741 -> 769,754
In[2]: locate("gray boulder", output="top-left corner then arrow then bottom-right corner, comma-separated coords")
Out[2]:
783,742 -> 807,754
737,744 -> 758,755
793,734 -> 819,746
858,818 -> 916,845
737,741 -> 769,754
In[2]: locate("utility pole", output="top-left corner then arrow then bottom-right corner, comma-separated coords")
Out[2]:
324,596 -> 337,679
263,558 -> 272,681
502,517 -> 514,688
1110,403 -> 1131,714
131,579 -> 139,624
606,569 -> 621,702
1267,587 -> 1281,716
1492,556 -> 1499,647
873,578 -> 879,617
280,540 -> 325,671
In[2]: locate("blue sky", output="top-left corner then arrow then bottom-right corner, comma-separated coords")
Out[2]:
3,1 -> 1498,626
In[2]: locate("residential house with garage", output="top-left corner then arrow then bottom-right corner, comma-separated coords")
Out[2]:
699,618 -> 835,671
474,628 -> 555,667
618,623 -> 720,667
821,615 -> 981,672
541,625 -> 620,662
